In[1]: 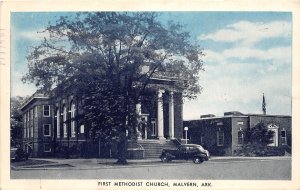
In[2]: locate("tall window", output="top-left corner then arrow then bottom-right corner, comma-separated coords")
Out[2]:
30,109 -> 33,137
217,129 -> 224,146
63,105 -> 67,138
43,105 -> 50,117
26,112 -> 29,138
30,125 -> 33,137
70,102 -> 76,137
34,106 -> 38,118
23,114 -> 26,138
281,129 -> 287,145
238,130 -> 244,145
44,124 -> 51,136
30,109 -> 33,121
56,109 -> 60,138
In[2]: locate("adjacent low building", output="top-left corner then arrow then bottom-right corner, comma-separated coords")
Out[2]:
184,111 -> 291,156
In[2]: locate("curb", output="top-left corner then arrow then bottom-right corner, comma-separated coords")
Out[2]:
11,156 -> 291,171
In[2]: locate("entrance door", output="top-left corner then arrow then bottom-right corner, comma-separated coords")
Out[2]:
140,114 -> 149,139
267,124 -> 278,147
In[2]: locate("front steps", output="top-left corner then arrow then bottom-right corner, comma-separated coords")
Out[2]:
137,139 -> 179,158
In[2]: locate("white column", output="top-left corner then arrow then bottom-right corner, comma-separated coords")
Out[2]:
169,91 -> 174,139
157,89 -> 165,140
136,102 -> 142,139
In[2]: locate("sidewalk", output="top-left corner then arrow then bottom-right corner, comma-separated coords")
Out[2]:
11,156 -> 291,170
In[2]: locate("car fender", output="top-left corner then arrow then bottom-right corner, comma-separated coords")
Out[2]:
194,153 -> 207,159
163,152 -> 175,159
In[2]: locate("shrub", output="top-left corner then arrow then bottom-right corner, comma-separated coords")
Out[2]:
234,144 -> 285,157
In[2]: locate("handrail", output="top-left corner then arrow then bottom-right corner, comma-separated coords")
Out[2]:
172,138 -> 182,146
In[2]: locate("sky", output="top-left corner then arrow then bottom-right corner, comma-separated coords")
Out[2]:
11,12 -> 292,120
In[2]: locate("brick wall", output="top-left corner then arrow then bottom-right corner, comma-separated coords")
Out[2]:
231,117 -> 249,155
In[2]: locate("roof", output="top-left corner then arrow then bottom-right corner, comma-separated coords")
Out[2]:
247,114 -> 291,118
184,111 -> 291,122
20,92 -> 50,111
185,115 -> 248,122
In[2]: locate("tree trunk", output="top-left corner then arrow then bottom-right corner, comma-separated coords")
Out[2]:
116,132 -> 128,165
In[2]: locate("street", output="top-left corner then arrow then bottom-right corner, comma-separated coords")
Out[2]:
11,157 -> 291,180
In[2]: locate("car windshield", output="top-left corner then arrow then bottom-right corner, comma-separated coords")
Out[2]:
196,145 -> 205,152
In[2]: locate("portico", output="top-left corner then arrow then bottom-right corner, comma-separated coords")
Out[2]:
136,88 -> 178,140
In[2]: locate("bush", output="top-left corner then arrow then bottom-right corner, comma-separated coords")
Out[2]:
208,147 -> 226,156
234,144 -> 285,157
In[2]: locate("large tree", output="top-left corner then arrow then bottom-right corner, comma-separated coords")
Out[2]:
22,12 -> 204,163
11,96 -> 27,147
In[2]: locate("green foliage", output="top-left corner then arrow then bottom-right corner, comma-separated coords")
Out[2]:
22,12 -> 204,163
245,122 -> 274,146
234,145 -> 285,157
11,96 -> 27,147
236,122 -> 282,156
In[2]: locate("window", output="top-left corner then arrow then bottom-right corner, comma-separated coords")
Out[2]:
26,123 -> 29,138
267,124 -> 279,147
43,105 -> 50,117
23,122 -> 26,138
80,125 -> 85,133
70,102 -> 76,137
217,130 -> 224,146
30,109 -> 33,121
200,136 -> 204,145
44,144 -> 51,152
30,125 -> 33,137
281,129 -> 287,145
237,121 -> 244,125
34,106 -> 38,117
237,130 -> 244,144
56,109 -> 60,138
44,124 -> 51,136
63,106 -> 67,138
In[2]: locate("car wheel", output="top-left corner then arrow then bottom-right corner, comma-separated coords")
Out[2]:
161,154 -> 169,163
193,157 -> 203,164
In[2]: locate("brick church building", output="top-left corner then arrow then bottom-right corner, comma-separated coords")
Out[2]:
20,68 -> 184,158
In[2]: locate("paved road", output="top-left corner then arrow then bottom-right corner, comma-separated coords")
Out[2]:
11,157 -> 291,180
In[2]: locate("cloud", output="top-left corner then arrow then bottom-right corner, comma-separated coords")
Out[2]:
185,23 -> 292,120
184,62 -> 291,120
199,21 -> 291,46
222,46 -> 291,63
11,71 -> 36,97
18,29 -> 50,41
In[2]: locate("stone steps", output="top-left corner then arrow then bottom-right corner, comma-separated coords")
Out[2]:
137,140 -> 178,158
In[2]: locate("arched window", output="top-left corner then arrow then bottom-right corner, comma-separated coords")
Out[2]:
56,108 -> 60,138
70,102 -> 76,137
63,105 -> 67,138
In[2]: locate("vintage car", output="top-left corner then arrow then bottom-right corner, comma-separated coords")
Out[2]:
10,147 -> 29,161
160,144 -> 210,164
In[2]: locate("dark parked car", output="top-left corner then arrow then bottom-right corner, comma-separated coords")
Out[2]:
160,144 -> 210,164
10,147 -> 29,161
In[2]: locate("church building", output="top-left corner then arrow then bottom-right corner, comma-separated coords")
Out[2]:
20,68 -> 184,158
